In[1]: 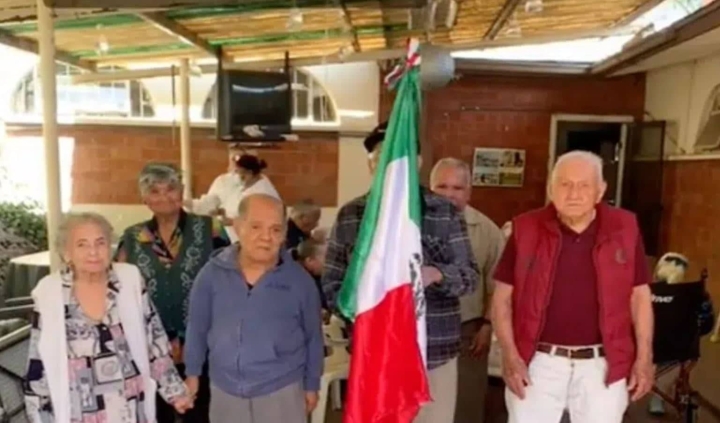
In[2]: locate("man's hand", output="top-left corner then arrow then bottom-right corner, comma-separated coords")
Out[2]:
172,395 -> 194,414
502,353 -> 531,399
185,376 -> 199,400
170,338 -> 183,364
421,266 -> 443,287
305,392 -> 319,414
628,357 -> 654,402
470,324 -> 493,358
182,199 -> 194,210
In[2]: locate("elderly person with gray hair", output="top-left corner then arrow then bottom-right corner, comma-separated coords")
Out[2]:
24,212 -> 193,423
286,199 -> 321,249
492,150 -> 654,423
115,162 -> 230,423
430,157 -> 505,423
184,194 -> 323,423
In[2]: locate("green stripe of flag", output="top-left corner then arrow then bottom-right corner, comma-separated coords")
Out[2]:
337,66 -> 423,321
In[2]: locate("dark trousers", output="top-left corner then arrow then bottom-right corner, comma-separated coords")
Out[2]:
156,362 -> 210,423
454,320 -> 489,423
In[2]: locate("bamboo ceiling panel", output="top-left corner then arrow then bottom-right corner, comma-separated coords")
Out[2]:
223,33 -> 381,59
19,22 -> 182,52
178,7 -> 353,41
497,0 -> 647,38
345,1 -> 385,27
449,0 -> 506,42
91,48 -> 206,64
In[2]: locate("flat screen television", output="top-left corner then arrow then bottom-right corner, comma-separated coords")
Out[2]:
217,69 -> 292,142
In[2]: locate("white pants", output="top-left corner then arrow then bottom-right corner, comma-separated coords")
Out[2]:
415,358 -> 458,423
506,352 -> 629,423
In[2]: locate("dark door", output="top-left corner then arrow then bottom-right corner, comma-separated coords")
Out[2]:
620,121 -> 666,257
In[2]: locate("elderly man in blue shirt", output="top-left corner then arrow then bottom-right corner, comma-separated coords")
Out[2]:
184,193 -> 324,423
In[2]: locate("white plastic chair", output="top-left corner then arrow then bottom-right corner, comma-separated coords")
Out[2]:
311,315 -> 350,423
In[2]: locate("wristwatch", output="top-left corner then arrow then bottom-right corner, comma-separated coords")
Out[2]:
479,317 -> 492,327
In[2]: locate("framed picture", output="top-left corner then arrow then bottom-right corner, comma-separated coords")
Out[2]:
472,148 -> 526,187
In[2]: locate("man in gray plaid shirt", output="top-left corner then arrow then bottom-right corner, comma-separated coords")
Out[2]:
321,122 -> 479,422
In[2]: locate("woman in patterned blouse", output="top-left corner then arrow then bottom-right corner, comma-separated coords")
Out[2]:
24,212 -> 193,423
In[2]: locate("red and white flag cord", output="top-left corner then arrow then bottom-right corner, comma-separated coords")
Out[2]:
384,38 -> 421,88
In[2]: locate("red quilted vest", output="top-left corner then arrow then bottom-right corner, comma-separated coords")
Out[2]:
511,203 -> 639,384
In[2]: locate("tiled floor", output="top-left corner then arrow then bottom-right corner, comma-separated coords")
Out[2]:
323,339 -> 720,422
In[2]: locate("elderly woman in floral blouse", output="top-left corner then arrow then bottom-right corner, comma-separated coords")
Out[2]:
24,212 -> 192,423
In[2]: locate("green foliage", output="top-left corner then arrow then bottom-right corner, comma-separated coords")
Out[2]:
0,201 -> 48,250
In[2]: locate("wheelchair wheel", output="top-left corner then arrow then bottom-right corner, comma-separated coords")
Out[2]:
682,396 -> 698,423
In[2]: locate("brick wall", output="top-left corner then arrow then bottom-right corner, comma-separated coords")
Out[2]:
381,72 -> 646,225
662,160 -> 720,300
5,124 -> 339,207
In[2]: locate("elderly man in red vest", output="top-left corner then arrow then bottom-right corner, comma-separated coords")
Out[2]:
491,150 -> 654,423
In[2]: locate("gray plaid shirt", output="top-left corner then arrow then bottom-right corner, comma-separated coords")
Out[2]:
322,187 -> 479,369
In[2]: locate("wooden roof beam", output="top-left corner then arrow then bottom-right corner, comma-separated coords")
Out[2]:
484,0 -> 523,40
0,28 -> 96,71
138,12 -> 228,60
336,0 -> 361,52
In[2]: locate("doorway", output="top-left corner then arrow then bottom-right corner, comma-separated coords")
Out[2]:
549,114 -> 632,206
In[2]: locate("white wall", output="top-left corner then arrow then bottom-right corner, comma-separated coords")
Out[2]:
645,54 -> 720,155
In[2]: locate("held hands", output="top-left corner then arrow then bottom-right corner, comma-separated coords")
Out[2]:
628,357 -> 655,402
172,395 -> 194,414
502,352 -> 531,400
421,266 -> 443,287
305,392 -> 319,414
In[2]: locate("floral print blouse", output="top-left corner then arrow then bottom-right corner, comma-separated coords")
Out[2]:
24,268 -> 187,423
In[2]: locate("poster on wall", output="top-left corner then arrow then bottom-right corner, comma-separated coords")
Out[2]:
472,148 -> 526,187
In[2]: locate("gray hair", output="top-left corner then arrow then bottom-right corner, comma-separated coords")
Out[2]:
295,238 -> 325,261
430,157 -> 471,187
237,194 -> 287,222
290,199 -> 320,219
138,162 -> 182,196
56,212 -> 115,259
550,151 -> 604,185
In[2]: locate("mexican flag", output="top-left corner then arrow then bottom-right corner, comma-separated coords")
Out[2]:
337,39 -> 430,423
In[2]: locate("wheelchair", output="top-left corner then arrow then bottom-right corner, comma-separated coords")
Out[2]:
651,268 -> 720,422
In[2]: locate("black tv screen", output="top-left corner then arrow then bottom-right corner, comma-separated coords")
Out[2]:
217,69 -> 291,142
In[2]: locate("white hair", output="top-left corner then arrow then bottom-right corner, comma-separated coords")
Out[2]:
550,150 -> 604,184
56,212 -> 115,261
430,157 -> 471,187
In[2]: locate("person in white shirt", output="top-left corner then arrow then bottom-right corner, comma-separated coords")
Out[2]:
217,154 -> 280,225
187,144 -> 246,216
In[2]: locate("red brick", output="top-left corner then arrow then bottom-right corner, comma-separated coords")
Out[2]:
5,124 -> 339,207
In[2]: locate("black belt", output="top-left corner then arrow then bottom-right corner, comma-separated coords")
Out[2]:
537,343 -> 605,359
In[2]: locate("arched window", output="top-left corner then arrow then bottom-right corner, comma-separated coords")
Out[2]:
11,63 -> 155,118
202,68 -> 338,124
